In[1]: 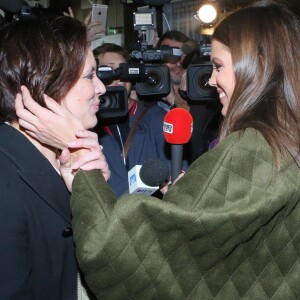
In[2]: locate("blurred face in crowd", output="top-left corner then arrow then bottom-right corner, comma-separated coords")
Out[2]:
96,52 -> 132,95
62,50 -> 106,129
159,38 -> 186,86
209,39 -> 235,117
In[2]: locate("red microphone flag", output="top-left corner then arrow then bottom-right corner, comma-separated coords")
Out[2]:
163,108 -> 193,144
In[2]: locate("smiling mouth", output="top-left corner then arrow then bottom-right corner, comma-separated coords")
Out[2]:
219,92 -> 226,99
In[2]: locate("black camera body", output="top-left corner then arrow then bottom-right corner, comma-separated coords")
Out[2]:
97,86 -> 128,119
96,11 -> 181,118
97,62 -> 171,98
131,45 -> 181,63
135,64 -> 170,96
186,63 -> 218,102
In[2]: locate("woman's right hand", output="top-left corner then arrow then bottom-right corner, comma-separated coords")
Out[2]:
60,130 -> 111,192
15,85 -> 84,149
159,171 -> 185,195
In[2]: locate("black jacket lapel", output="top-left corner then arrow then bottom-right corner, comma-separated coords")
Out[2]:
0,124 -> 72,224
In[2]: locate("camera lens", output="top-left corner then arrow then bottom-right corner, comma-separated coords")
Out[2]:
97,86 -> 128,119
186,63 -> 218,101
99,94 -> 119,109
144,69 -> 161,89
198,73 -> 211,90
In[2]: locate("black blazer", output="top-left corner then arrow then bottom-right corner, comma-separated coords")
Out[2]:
0,124 -> 77,299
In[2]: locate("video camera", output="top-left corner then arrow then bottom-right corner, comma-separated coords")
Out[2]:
181,39 -> 218,103
97,11 -> 182,119
185,63 -> 218,102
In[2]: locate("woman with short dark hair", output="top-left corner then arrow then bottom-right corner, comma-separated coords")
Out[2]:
0,16 -> 107,299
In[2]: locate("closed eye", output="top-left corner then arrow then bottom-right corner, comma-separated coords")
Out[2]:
83,72 -> 96,80
213,63 -> 222,72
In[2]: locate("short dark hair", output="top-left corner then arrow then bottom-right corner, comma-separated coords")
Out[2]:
156,30 -> 189,48
0,16 -> 88,123
93,43 -> 130,63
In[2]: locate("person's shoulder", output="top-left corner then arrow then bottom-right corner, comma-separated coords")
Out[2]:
219,128 -> 267,146
144,102 -> 167,118
211,128 -> 273,162
231,128 -> 269,148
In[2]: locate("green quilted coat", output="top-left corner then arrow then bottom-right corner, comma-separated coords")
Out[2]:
71,128 -> 300,299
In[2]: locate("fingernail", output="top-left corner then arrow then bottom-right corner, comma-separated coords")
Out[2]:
67,141 -> 77,147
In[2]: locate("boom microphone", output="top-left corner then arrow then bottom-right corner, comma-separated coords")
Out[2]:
128,158 -> 170,195
0,0 -> 23,13
163,108 -> 193,182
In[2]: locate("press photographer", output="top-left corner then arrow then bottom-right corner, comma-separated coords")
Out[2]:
178,38 -> 222,162
180,38 -> 219,102
96,11 -> 182,119
93,41 -> 189,198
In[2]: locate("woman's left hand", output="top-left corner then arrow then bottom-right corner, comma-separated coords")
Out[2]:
59,130 -> 111,192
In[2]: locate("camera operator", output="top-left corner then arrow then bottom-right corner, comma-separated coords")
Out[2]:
93,43 -> 188,197
156,30 -> 190,111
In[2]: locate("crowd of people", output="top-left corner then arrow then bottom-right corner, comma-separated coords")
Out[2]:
1,0 -> 300,299
92,42 -> 189,197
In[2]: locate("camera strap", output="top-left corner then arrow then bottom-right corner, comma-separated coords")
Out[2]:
123,107 -> 149,160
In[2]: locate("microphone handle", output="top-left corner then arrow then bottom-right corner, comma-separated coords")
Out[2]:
171,144 -> 183,183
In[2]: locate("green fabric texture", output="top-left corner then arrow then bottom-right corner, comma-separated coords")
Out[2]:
71,128 -> 300,299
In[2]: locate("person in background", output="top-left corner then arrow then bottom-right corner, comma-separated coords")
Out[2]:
157,30 -> 222,163
0,16 -> 108,299
93,43 -> 188,197
156,30 -> 190,110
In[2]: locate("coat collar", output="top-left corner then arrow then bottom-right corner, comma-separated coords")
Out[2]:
0,123 -> 72,224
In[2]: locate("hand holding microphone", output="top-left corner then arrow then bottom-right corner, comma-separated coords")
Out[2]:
128,158 -> 170,195
163,108 -> 193,183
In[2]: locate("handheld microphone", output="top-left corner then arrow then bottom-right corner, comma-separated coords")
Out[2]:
0,0 -> 23,13
163,108 -> 193,182
128,158 -> 170,195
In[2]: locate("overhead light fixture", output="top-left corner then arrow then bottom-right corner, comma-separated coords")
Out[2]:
194,0 -> 220,35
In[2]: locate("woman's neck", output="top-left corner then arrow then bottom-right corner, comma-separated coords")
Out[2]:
10,121 -> 60,170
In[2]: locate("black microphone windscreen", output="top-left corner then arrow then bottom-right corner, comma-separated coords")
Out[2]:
140,158 -> 170,187
0,0 -> 23,13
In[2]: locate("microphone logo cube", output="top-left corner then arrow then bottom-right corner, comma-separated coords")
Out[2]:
128,165 -> 158,195
163,122 -> 173,134
129,173 -> 137,186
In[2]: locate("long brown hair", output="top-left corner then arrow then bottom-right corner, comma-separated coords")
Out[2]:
213,0 -> 300,167
0,16 -> 88,123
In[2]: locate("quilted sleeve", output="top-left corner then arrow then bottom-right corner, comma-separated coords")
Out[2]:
71,128 -> 300,300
